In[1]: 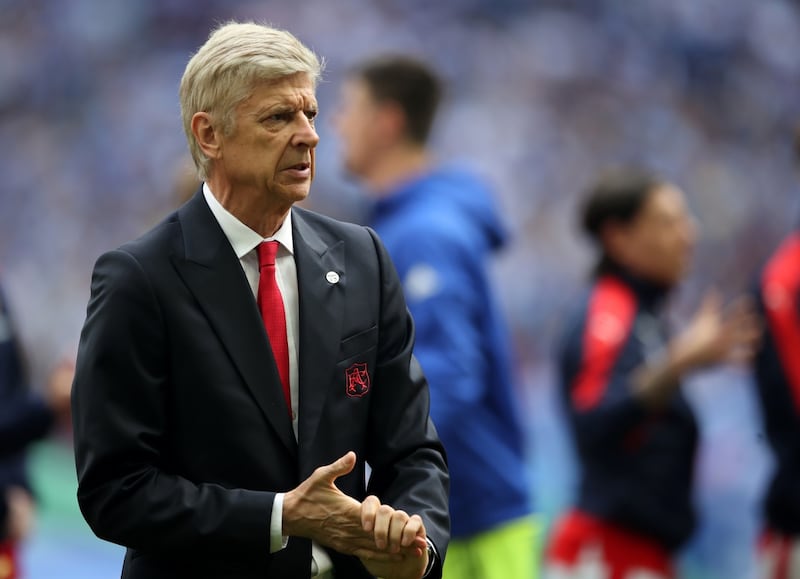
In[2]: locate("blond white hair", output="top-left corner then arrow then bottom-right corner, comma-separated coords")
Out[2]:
179,21 -> 323,179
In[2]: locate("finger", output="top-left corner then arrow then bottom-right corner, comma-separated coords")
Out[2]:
724,294 -> 756,316
728,346 -> 758,365
400,514 -> 425,548
392,536 -> 426,558
413,535 -> 427,556
724,310 -> 759,336
335,529 -> 392,555
729,307 -> 761,327
352,548 -> 404,562
735,317 -> 763,344
720,299 -> 758,329
386,509 -> 410,553
316,451 -> 356,485
361,495 -> 381,532
725,313 -> 763,348
373,504 -> 394,550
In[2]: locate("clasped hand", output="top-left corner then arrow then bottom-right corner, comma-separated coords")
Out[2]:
282,452 -> 429,579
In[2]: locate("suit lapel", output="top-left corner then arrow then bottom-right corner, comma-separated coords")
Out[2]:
293,209 -> 345,450
171,192 -> 297,456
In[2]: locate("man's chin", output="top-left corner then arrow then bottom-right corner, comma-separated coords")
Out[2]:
283,187 -> 311,206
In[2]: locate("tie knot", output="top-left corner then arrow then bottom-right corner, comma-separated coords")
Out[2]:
257,240 -> 280,268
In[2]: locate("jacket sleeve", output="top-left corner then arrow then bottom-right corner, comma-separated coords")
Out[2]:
755,270 -> 800,416
560,293 -> 649,455
71,249 -> 274,555
0,286 -> 52,462
362,228 -> 450,578
0,393 -> 53,458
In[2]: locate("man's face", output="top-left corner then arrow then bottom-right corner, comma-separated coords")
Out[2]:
332,78 -> 385,180
615,184 -> 697,287
216,72 -> 319,207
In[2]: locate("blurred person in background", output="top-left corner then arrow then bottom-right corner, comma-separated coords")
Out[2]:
143,157 -> 201,227
333,55 -> 537,579
545,169 -> 760,579
172,157 -> 201,207
71,21 -> 448,579
0,279 -> 73,579
752,126 -> 800,578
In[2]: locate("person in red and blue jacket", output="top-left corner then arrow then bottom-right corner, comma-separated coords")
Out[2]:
752,128 -> 800,578
0,281 -> 73,579
545,170 -> 760,579
753,229 -> 800,577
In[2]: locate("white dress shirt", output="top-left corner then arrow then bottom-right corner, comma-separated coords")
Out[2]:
202,184 -> 333,576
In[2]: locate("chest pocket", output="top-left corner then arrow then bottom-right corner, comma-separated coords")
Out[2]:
338,325 -> 378,362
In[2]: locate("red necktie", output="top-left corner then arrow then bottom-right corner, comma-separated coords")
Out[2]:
257,241 -> 291,417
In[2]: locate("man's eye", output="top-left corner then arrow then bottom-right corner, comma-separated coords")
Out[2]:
267,113 -> 290,122
306,110 -> 318,121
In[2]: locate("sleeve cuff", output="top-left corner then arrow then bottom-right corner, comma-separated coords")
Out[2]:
269,493 -> 289,553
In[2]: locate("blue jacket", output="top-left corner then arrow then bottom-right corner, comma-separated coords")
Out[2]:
558,266 -> 698,551
370,166 -> 532,538
753,231 -> 800,535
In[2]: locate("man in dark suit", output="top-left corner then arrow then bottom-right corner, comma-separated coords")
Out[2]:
71,21 -> 449,579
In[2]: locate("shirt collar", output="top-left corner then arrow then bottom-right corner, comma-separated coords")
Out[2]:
600,259 -> 669,310
202,182 -> 294,258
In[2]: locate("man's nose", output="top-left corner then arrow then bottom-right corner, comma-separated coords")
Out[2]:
294,116 -> 320,148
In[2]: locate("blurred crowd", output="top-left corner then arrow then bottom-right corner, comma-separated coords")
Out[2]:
1,0 -> 799,577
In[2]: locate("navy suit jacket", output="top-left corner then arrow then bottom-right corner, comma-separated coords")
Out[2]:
71,191 -> 449,578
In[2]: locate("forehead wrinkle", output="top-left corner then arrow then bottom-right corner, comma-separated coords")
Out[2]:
247,92 -> 317,117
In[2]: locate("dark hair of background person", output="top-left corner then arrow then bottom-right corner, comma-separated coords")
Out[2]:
350,56 -> 442,145
580,168 -> 666,277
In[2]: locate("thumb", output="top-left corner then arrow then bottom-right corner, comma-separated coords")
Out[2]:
320,451 -> 357,483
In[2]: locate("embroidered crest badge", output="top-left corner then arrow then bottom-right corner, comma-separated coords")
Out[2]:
345,362 -> 370,398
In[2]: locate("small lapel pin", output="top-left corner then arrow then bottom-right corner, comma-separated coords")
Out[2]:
326,271 -> 340,284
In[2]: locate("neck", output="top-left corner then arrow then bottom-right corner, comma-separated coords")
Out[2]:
364,144 -> 432,196
206,178 -> 290,237
600,259 -> 672,303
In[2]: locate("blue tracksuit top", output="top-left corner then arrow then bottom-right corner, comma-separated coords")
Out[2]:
558,266 -> 699,551
753,231 -> 800,535
370,165 -> 533,539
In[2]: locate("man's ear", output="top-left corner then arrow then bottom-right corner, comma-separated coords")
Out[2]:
379,102 -> 407,144
599,220 -> 630,264
191,112 -> 222,161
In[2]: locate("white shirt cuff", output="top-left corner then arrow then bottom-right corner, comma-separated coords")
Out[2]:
270,493 -> 289,553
